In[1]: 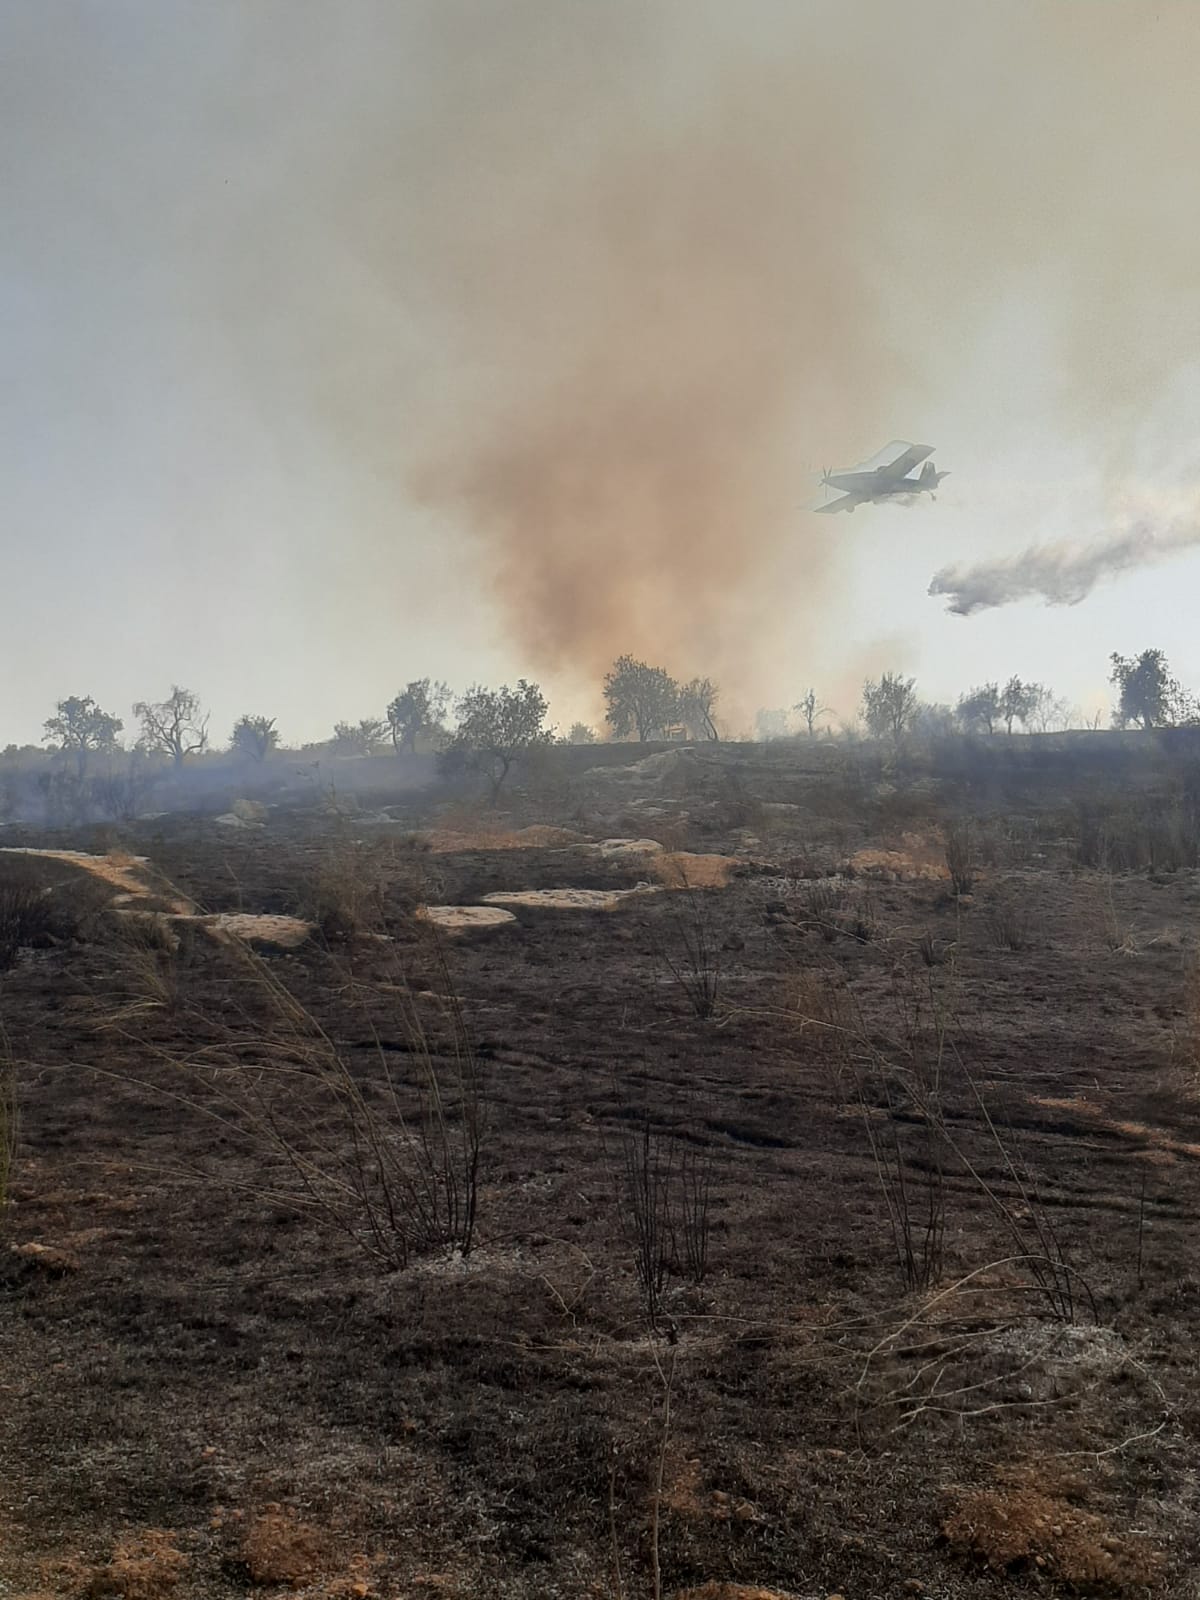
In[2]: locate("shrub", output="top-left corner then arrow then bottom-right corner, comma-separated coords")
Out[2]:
0,883 -> 53,969
944,818 -> 975,895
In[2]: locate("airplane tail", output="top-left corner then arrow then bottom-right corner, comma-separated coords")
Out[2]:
920,461 -> 949,493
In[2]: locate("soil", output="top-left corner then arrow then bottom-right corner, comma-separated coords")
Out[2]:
3,737 -> 1200,1598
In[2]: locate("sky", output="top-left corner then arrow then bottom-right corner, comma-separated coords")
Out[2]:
4,0 -> 1200,747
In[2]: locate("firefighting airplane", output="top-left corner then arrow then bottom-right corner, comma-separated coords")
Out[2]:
815,440 -> 948,513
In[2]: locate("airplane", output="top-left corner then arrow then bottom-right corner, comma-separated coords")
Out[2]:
815,440 -> 948,513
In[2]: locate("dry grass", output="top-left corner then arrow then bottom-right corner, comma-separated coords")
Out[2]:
943,1473 -> 1163,1591
0,1036 -> 15,1225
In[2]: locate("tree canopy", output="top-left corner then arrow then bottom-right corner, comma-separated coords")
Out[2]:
387,679 -> 451,753
442,680 -> 553,795
862,672 -> 918,742
603,656 -> 679,741
230,715 -> 279,762
1110,650 -> 1193,730
43,695 -> 123,774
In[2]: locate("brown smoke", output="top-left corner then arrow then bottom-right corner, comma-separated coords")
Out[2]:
328,1 -> 1200,692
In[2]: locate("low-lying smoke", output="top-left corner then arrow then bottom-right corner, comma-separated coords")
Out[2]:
929,507 -> 1200,616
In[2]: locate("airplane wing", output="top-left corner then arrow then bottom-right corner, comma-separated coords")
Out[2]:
814,493 -> 859,514
871,441 -> 934,481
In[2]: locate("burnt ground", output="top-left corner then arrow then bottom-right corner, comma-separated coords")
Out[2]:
3,738 -> 1200,1598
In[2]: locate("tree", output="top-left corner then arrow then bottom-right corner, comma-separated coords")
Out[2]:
603,656 -> 679,741
996,676 -> 1038,735
566,722 -> 598,744
1110,650 -> 1194,731
678,677 -> 720,741
134,686 -> 209,766
957,682 -> 1001,735
230,715 -> 278,763
794,688 -> 832,737
755,708 -> 790,742
1027,684 -> 1070,733
862,672 -> 918,742
912,701 -> 958,739
43,695 -> 123,775
386,679 -> 452,753
442,680 -> 553,797
331,718 -> 388,756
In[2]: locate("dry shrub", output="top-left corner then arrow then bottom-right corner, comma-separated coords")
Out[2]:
943,1481 -> 1162,1591
63,1530 -> 186,1600
239,1506 -> 329,1586
0,882 -> 53,969
943,818 -> 975,896
0,1042 -> 15,1225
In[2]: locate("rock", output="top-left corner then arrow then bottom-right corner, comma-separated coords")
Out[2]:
203,914 -> 314,950
417,905 -> 519,935
596,837 -> 664,859
481,887 -> 660,911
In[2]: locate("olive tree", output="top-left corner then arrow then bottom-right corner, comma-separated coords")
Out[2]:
957,683 -> 1001,735
331,719 -> 388,756
1110,650 -> 1194,730
231,715 -> 279,762
603,656 -> 679,741
441,680 -> 553,797
43,695 -> 123,775
862,673 -> 918,742
387,679 -> 452,753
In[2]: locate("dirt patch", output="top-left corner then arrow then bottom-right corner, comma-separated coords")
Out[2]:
849,832 -> 950,882
942,1473 -> 1163,1589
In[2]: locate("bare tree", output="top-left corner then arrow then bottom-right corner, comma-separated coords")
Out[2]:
230,715 -> 278,763
794,687 -> 832,736
134,687 -> 209,766
677,677 -> 720,741
387,679 -> 452,753
43,695 -> 123,776
862,673 -> 918,742
603,656 -> 678,741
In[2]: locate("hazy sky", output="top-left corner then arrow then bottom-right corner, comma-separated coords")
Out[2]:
5,0 -> 1200,746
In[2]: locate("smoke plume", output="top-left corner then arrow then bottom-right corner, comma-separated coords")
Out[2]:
9,1 -> 1200,733
929,505 -> 1200,616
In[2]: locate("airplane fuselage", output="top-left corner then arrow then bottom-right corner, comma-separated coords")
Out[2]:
814,442 -> 947,514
